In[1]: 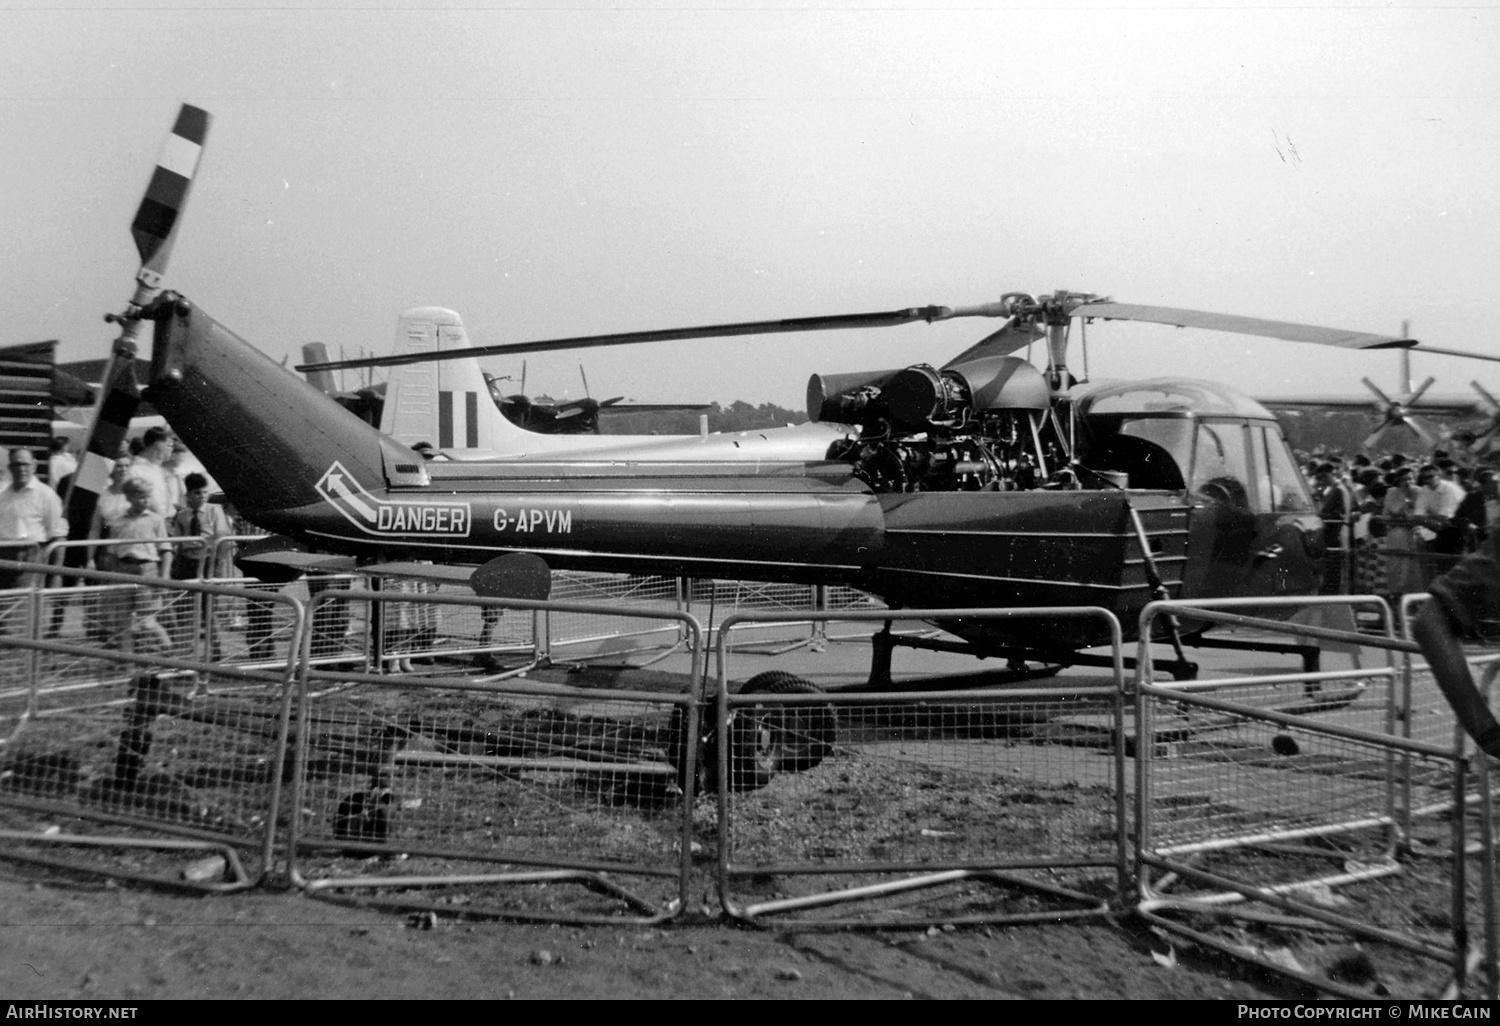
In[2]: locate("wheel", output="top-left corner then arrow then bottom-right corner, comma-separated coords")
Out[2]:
737,672 -> 836,774
722,709 -> 779,793
666,703 -> 709,798
670,698 -> 775,795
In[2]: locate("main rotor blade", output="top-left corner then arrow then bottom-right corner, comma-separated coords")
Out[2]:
1415,345 -> 1500,365
1072,302 -> 1414,351
298,302 -> 1013,373
939,316 -> 1043,367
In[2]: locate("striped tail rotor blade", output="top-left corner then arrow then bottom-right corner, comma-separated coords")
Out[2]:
131,104 -> 210,277
63,357 -> 142,539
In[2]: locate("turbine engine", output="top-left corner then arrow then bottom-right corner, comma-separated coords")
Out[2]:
808,355 -> 1056,493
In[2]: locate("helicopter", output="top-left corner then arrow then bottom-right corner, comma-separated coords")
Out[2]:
71,105 -> 1420,684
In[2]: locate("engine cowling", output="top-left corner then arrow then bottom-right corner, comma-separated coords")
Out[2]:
810,356 -> 1057,493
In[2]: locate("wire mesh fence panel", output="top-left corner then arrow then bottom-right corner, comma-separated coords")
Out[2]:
0,564 -> 304,888
1139,686 -> 1409,856
287,676 -> 697,924
19,568 -> 315,690
193,575 -> 362,669
0,639 -> 297,890
704,606 -> 1127,928
684,579 -> 819,652
1137,685 -> 1474,998
288,586 -> 707,923
368,575 -> 533,670
821,585 -> 886,612
715,687 -> 1125,928
33,570 -> 304,671
543,572 -> 682,658
1158,665 -> 1397,726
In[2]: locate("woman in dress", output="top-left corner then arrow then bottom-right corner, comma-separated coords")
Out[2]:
1382,467 -> 1424,605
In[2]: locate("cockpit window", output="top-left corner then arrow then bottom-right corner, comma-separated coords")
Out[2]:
1190,420 -> 1252,509
1119,417 -> 1193,463
1255,424 -> 1314,513
1080,416 -> 1193,490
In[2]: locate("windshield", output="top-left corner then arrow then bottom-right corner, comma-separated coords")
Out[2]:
1255,424 -> 1315,513
1190,420 -> 1252,509
1119,417 -> 1193,469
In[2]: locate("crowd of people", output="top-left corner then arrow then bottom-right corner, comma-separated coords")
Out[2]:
0,426 -> 235,652
1303,447 -> 1500,606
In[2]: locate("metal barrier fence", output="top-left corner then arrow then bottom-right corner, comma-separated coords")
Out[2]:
0,560 -> 307,891
30,538 -> 870,677
288,588 -> 708,925
1398,591 -> 1500,998
543,572 -> 683,661
1322,532 -> 1467,612
1134,595 -> 1483,999
13,553 -> 1500,977
713,606 -> 1127,929
352,571 -> 889,669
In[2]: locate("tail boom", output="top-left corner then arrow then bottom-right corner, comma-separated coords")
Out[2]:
144,295 -> 417,525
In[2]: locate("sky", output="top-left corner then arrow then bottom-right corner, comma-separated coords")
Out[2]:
3,1 -> 1498,411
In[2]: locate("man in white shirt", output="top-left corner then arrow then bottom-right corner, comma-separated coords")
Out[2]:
47,438 -> 77,486
1415,463 -> 1468,585
0,448 -> 68,589
130,425 -> 180,516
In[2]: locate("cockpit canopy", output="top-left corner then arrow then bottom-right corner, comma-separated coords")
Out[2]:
1075,379 -> 1278,421
1077,379 -> 1313,512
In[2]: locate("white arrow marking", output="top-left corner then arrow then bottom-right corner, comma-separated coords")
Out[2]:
326,473 -> 377,522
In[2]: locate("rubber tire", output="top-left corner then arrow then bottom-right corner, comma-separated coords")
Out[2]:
667,704 -> 708,798
737,672 -> 836,774
722,710 -> 779,793
669,699 -> 776,795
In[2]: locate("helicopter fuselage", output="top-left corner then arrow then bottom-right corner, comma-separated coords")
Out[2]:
140,296 -> 1326,658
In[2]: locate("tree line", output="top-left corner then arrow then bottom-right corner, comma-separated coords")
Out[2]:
601,400 -> 808,436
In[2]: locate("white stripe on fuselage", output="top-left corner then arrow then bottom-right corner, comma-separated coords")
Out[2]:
434,420 -> 849,463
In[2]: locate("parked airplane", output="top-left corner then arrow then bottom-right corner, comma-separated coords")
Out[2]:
1258,346 -> 1500,451
369,306 -> 850,463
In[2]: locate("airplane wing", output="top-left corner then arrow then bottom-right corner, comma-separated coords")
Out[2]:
1258,393 -> 1486,416
598,403 -> 713,414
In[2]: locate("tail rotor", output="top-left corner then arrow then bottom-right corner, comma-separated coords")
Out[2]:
67,104 -> 210,528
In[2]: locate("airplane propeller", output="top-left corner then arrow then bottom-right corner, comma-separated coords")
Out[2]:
67,104 -> 210,525
1361,375 -> 1437,451
1467,381 -> 1500,453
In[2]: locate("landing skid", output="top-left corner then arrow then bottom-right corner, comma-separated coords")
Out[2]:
859,627 -> 1066,691
1182,632 -> 1321,675
863,624 -> 1326,689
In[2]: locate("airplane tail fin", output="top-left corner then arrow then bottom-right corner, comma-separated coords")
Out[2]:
301,342 -> 339,395
379,307 -> 532,454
